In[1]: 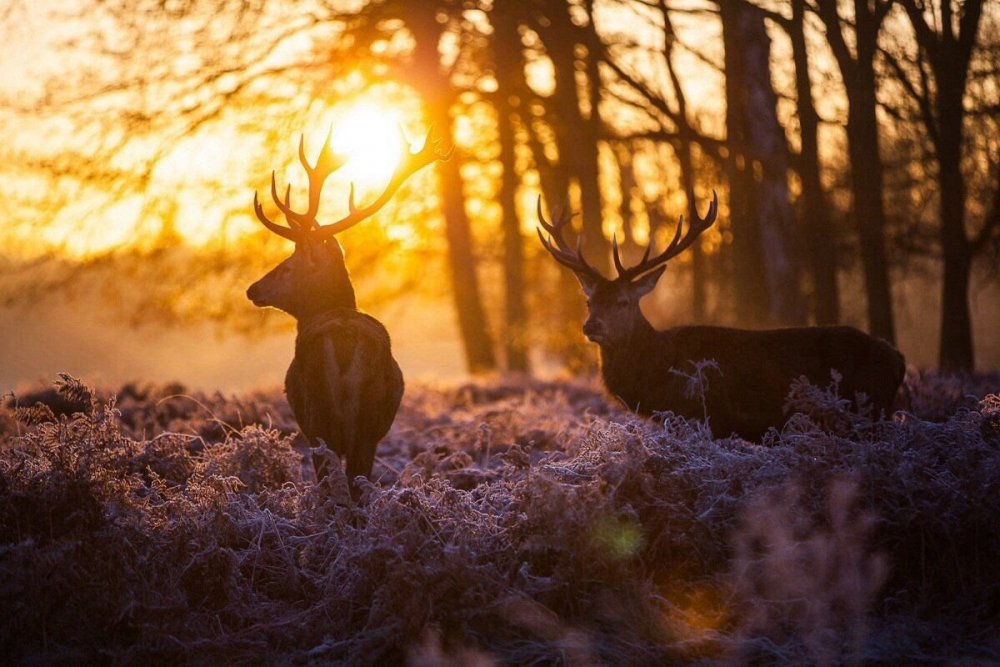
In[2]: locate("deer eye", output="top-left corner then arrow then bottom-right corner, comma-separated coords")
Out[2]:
616,295 -> 630,306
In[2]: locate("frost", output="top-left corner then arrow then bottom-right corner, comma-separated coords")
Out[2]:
1,373 -> 999,664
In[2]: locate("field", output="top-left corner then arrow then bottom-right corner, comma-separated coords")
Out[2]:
2,371 -> 999,665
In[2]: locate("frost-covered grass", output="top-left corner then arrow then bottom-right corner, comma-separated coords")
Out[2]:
1,371 -> 999,665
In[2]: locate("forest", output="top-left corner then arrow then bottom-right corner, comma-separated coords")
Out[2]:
0,0 -> 997,376
1,0 -> 1000,664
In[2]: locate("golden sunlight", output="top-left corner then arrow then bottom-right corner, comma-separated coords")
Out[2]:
329,102 -> 406,189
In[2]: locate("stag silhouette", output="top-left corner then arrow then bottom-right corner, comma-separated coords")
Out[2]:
537,193 -> 905,439
248,127 -> 448,484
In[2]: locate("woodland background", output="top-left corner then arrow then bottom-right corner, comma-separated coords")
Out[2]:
0,0 -> 998,389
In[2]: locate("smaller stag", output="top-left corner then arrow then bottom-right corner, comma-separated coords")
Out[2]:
248,127 -> 448,483
537,194 -> 905,439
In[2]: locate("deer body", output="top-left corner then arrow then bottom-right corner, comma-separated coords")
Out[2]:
287,308 -> 403,480
247,127 -> 447,483
537,192 -> 906,439
247,241 -> 404,481
595,320 -> 904,438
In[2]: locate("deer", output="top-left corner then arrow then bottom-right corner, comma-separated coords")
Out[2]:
247,126 -> 448,486
536,193 -> 906,440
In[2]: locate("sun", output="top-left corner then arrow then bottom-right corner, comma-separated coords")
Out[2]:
329,102 -> 407,189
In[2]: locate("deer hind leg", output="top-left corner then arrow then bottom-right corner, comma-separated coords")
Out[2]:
314,337 -> 351,483
340,341 -> 368,485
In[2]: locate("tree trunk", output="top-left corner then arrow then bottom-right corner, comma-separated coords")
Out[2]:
493,7 -> 530,373
790,0 -> 839,324
816,0 -> 896,343
675,140 -> 707,321
409,14 -> 497,372
845,81 -> 896,343
435,148 -> 498,373
721,0 -> 806,327
897,0 -> 987,368
541,2 -> 607,273
935,52 -> 974,369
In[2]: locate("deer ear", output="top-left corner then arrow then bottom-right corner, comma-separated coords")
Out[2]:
575,271 -> 600,297
633,265 -> 666,297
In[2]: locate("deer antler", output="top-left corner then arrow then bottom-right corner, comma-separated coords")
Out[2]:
612,190 -> 718,281
254,125 -> 451,242
535,196 -> 603,281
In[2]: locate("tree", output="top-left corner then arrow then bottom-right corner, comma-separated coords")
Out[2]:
891,0 -> 996,369
401,5 -> 499,372
776,0 -> 841,324
491,3 -> 530,372
529,0 -> 608,272
815,0 -> 897,343
720,0 -> 807,326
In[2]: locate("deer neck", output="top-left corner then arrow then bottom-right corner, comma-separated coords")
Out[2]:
295,283 -> 357,329
596,313 -> 658,377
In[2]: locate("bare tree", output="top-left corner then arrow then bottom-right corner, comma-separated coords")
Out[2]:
890,0 -> 996,369
529,0 -> 608,272
814,0 -> 897,343
400,5 -> 498,372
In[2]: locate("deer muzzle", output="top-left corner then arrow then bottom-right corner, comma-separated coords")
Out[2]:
246,282 -> 266,307
582,318 -> 607,344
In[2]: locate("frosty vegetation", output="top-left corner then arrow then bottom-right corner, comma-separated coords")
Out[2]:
2,371 -> 999,665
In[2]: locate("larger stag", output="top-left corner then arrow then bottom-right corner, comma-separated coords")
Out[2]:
248,127 -> 448,484
537,193 -> 905,439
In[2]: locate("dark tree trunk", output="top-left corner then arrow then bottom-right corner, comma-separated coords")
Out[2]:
613,143 -> 640,258
539,1 -> 607,273
493,7 -> 530,373
844,76 -> 895,343
937,70 -> 973,369
676,141 -> 707,322
436,148 -> 498,373
816,0 -> 896,343
721,0 -> 806,327
790,0 -> 839,325
409,14 -> 497,373
897,0 -> 985,369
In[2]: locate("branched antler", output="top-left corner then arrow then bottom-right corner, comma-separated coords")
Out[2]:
535,197 -> 603,281
536,190 -> 718,281
254,125 -> 451,242
612,190 -> 718,281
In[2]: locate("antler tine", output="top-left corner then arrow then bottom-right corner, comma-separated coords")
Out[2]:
253,190 -> 299,241
617,190 -> 718,281
287,127 -> 346,229
311,125 -> 451,239
611,234 -> 628,277
269,173 -> 308,232
535,195 -> 603,279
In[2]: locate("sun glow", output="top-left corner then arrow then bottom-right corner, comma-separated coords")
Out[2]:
329,102 -> 407,189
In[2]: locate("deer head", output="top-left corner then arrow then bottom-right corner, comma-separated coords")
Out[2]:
247,126 -> 450,319
536,192 -> 718,345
